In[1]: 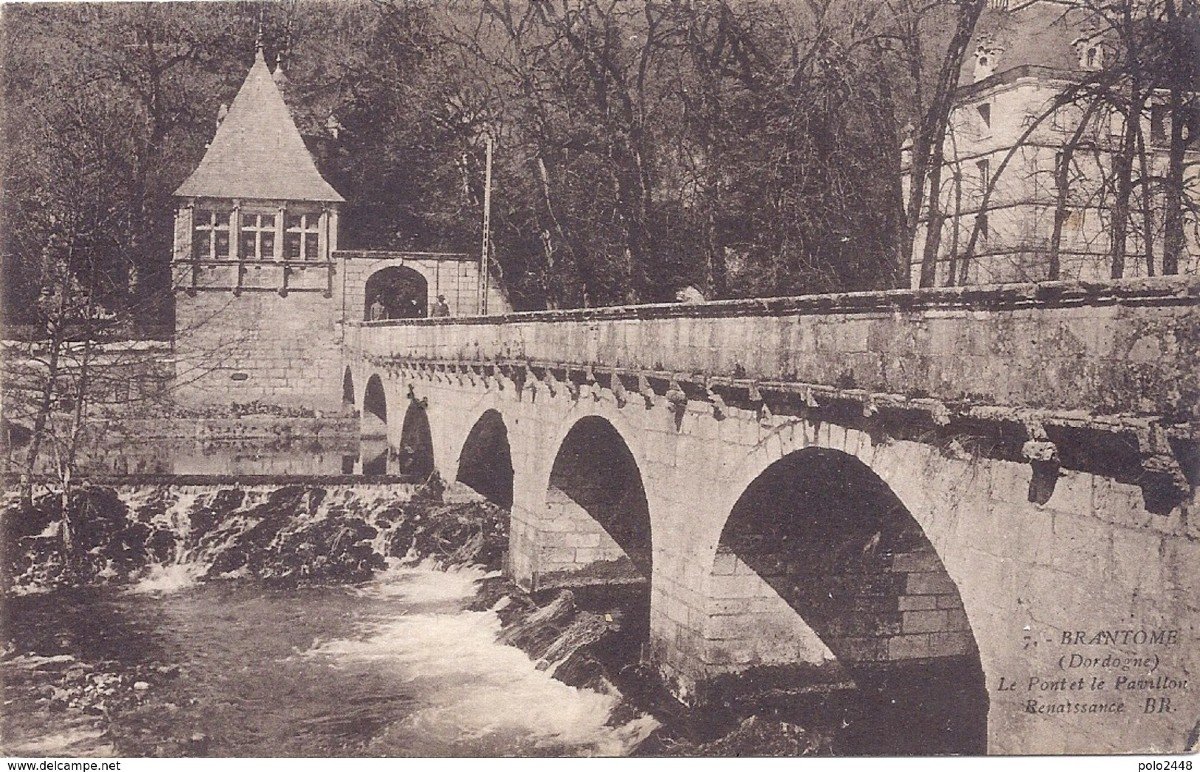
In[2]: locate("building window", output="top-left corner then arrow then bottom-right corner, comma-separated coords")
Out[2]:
977,103 -> 991,132
1151,105 -> 1168,144
240,213 -> 276,260
1183,107 -> 1200,148
285,212 -> 321,261
193,209 -> 231,260
976,159 -> 990,195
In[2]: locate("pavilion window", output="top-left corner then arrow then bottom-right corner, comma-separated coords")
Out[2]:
193,209 -> 231,260
240,213 -> 277,260
285,212 -> 321,261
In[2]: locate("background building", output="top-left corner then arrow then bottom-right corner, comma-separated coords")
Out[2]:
908,0 -> 1200,286
172,45 -> 507,412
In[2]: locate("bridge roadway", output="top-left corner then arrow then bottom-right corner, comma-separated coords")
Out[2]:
342,277 -> 1199,755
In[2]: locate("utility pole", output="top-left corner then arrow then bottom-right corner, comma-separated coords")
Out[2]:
479,132 -> 494,315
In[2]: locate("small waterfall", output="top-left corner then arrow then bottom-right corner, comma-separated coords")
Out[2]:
2,482 -> 508,594
1,481 -> 672,758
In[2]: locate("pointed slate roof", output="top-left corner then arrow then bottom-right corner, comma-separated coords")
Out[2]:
175,48 -> 344,202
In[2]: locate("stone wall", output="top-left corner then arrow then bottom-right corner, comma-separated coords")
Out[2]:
173,289 -> 342,413
510,488 -> 641,589
706,544 -> 974,671
0,341 -> 174,427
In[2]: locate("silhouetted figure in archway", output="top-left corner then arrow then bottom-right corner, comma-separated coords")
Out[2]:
364,266 -> 428,320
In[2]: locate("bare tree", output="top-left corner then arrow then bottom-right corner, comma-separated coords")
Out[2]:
886,0 -> 987,288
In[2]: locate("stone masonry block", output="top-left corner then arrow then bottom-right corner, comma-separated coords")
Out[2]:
898,595 -> 939,611
712,552 -> 737,576
902,609 -> 949,634
935,594 -> 964,610
888,633 -> 933,660
906,572 -> 959,595
891,550 -> 943,572
927,630 -> 974,657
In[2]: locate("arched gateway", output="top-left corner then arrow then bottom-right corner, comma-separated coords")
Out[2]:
364,265 -> 428,320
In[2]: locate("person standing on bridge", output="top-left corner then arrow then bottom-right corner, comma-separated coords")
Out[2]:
369,298 -> 386,321
431,294 -> 451,317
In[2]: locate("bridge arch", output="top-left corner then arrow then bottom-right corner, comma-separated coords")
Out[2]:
342,367 -> 355,412
456,409 -> 514,507
704,444 -> 988,755
364,265 -> 428,320
360,373 -> 389,475
514,414 -> 652,593
398,398 -> 435,479
362,374 -> 387,437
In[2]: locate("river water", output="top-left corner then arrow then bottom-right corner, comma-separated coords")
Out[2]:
1,445 -> 973,757
2,563 -> 657,757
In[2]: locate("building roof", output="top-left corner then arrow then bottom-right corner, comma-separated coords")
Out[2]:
970,1 -> 1084,76
175,48 -> 344,203
950,2 -> 1097,102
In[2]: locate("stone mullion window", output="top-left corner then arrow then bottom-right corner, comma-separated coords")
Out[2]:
192,208 -> 232,260
275,207 -> 286,262
285,212 -> 322,261
230,203 -> 241,260
318,208 -> 329,264
240,212 -> 277,261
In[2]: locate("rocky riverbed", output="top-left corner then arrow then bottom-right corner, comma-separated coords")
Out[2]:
1,481 -> 832,757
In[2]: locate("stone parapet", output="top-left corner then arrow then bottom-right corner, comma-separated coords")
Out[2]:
350,277 -> 1199,423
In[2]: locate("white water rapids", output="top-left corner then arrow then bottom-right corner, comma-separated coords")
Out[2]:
1,485 -> 659,757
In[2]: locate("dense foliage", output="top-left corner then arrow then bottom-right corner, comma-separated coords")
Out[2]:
0,0 -> 968,321
2,0 -> 1194,322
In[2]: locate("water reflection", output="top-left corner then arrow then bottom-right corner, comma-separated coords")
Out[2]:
7,436 -> 366,478
360,438 -> 389,476
1,431 -> 454,480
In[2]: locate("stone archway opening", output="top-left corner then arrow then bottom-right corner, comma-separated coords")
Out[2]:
365,266 -> 428,320
456,409 -> 513,507
544,416 -> 651,585
525,415 -> 653,675
360,375 -> 388,475
361,375 -> 387,436
709,447 -> 988,755
398,400 -> 435,480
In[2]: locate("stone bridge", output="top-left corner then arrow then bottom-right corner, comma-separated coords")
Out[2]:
340,277 -> 1199,755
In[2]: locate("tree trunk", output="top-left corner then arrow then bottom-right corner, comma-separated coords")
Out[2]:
904,0 -> 985,288
1161,0 -> 1187,275
1162,87 -> 1187,275
919,157 -> 947,287
1049,101 -> 1101,280
1135,130 -> 1155,276
20,275 -> 71,507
